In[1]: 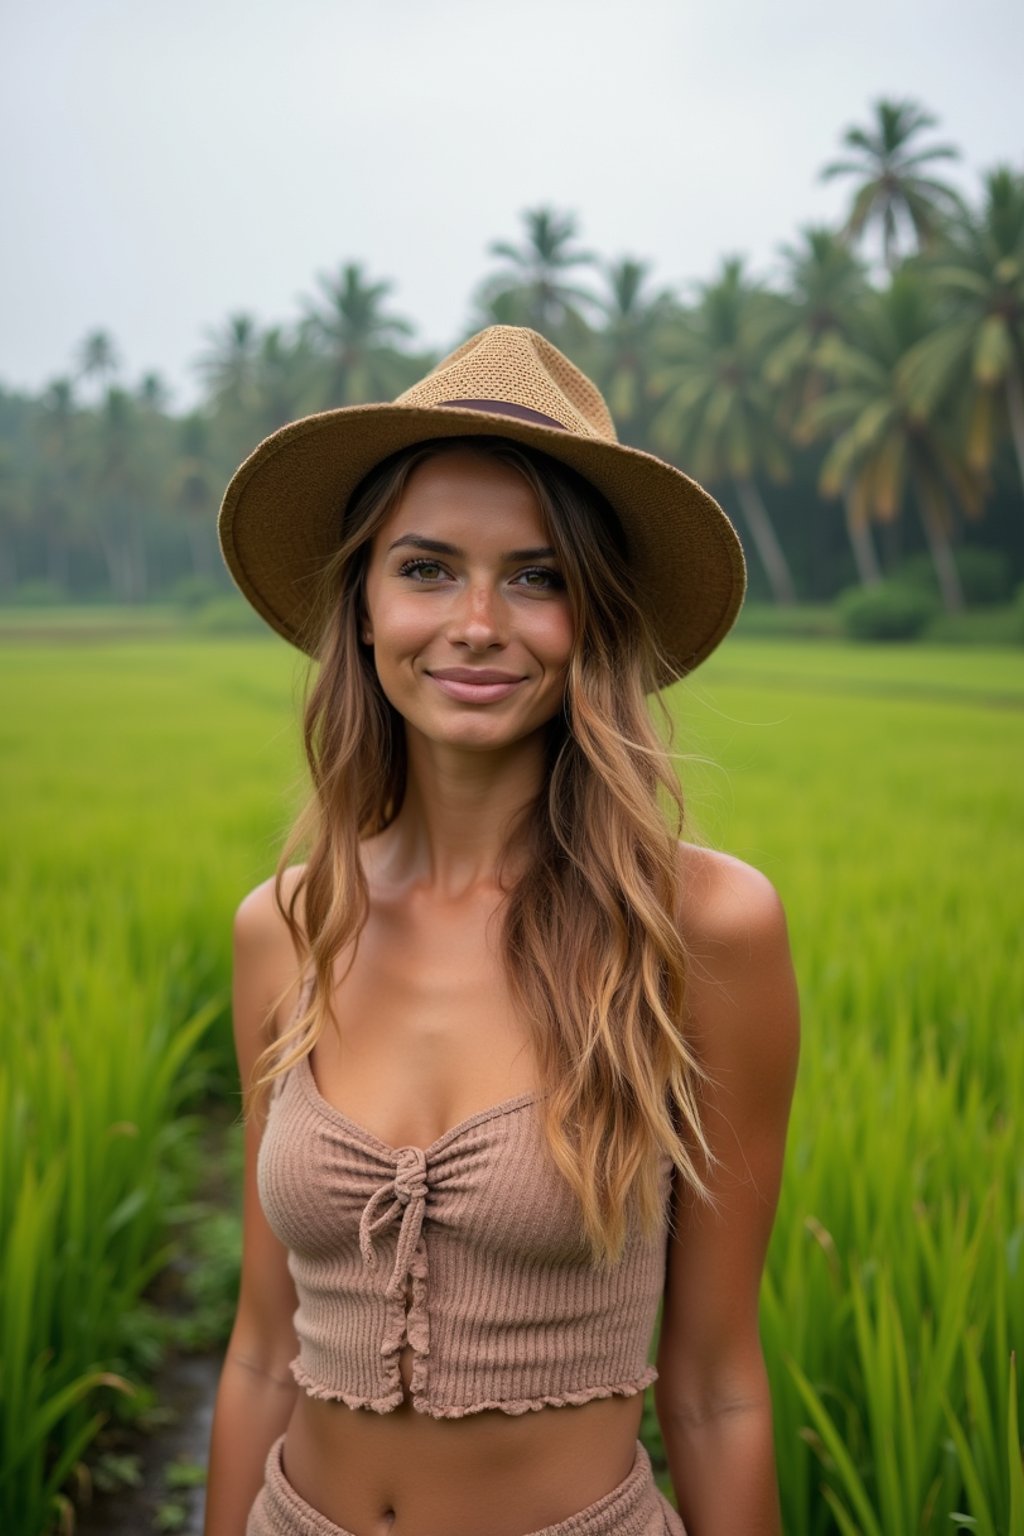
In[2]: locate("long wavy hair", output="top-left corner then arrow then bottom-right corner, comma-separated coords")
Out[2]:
244,434 -> 722,1265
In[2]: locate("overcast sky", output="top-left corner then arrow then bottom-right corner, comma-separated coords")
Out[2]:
2,0 -> 1021,410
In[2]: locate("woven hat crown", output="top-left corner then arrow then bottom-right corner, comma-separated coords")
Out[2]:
395,326 -> 618,442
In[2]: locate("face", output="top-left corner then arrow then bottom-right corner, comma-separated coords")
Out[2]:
361,448 -> 575,754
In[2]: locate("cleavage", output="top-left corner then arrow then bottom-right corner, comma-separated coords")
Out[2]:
312,898 -> 536,1149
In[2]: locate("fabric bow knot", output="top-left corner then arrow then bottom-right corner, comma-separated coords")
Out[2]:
393,1152 -> 428,1205
359,1146 -> 429,1299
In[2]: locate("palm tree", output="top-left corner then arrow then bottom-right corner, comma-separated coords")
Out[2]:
900,165 -> 1024,498
799,270 -> 983,613
821,99 -> 965,272
766,228 -> 870,410
75,330 -> 120,399
476,207 -> 599,337
87,387 -> 148,600
136,372 -> 171,413
651,258 -> 798,605
587,258 -> 679,449
300,262 -> 418,406
167,413 -> 219,577
764,227 -> 882,586
251,327 -> 319,433
195,312 -> 261,414
33,378 -> 82,591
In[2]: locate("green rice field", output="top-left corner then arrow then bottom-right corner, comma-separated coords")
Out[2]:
2,630 -> 1021,1535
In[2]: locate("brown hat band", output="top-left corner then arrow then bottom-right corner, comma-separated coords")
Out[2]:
440,399 -> 567,431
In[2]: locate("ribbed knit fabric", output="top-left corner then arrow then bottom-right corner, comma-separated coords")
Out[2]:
257,1050 -> 673,1419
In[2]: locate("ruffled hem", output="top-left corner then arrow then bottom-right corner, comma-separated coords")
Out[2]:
414,1365 -> 660,1419
289,1359 -> 658,1419
289,1358 -> 406,1413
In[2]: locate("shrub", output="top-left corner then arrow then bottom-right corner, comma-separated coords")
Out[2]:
893,548 -> 1013,606
836,581 -> 939,640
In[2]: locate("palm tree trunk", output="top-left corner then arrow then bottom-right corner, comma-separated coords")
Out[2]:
732,477 -> 797,605
912,476 -> 963,614
882,203 -> 902,276
841,485 -> 882,586
1004,364 -> 1024,499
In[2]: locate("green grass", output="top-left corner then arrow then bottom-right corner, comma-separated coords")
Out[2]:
1,634 -> 1021,1534
0,640 -> 304,1534
664,642 -> 1024,1534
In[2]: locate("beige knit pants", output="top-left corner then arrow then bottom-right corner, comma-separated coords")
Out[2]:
245,1433 -> 687,1535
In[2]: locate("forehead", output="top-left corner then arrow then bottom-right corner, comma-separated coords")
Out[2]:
375,449 -> 549,548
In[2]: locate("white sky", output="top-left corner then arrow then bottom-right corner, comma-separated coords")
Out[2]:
1,0 -> 1021,410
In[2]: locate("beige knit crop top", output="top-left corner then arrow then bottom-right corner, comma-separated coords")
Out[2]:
257,1038 -> 674,1419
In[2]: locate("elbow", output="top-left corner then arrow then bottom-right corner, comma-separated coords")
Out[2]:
654,1353 -> 773,1430
655,1389 -> 773,1432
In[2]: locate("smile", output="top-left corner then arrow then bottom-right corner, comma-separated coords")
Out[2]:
427,669 -> 526,704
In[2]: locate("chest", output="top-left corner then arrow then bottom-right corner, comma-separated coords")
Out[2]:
308,891 -> 538,1150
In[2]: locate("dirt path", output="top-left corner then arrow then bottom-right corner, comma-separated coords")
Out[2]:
73,1346 -> 220,1535
71,1105 -> 238,1534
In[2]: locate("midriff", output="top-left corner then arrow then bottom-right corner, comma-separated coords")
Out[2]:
283,1372 -> 645,1536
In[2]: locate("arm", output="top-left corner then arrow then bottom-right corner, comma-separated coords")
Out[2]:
655,851 -> 801,1536
203,874 -> 306,1536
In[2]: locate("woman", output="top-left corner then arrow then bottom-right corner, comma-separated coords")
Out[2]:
205,325 -> 800,1536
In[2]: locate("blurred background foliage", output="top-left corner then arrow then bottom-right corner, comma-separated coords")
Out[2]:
2,98 -> 1024,639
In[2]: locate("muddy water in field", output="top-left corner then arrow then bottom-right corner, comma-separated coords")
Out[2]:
73,1346 -> 220,1536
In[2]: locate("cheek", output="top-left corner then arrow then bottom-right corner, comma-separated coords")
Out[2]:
371,599 -> 435,658
535,606 -> 575,668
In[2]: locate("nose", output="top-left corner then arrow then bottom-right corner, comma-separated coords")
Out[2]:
446,579 -> 508,651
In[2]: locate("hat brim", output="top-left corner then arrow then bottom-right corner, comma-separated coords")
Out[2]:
217,402 -> 747,684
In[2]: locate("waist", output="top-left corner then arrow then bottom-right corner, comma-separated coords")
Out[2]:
284,1390 -> 646,1535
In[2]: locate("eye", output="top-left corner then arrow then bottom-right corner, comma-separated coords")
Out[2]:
513,567 -> 565,591
397,557 -> 449,582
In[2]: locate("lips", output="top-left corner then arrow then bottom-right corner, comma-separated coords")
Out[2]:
427,667 -> 526,704
429,668 -> 523,683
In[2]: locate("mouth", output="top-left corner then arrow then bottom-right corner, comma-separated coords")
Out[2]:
426,668 -> 526,704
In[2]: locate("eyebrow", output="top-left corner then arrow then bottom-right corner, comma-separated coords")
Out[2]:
386,534 -> 558,561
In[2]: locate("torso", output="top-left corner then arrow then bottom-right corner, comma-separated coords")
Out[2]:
272,836 -> 709,1535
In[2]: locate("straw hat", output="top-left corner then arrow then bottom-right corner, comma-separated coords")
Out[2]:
217,325 -> 746,682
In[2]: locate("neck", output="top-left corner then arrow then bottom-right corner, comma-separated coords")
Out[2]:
372,727 -> 549,899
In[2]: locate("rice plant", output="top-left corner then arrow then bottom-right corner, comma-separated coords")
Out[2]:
1,635 -> 1020,1533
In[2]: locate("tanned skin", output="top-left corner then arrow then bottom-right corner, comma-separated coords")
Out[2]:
204,452 -> 799,1535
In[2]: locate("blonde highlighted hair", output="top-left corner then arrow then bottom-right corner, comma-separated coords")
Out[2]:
244,435 -> 721,1264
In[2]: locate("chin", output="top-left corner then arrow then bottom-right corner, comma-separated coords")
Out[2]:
416,709 -> 553,753
433,724 -> 532,752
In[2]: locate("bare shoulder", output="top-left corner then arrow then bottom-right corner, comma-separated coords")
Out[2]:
234,862 -> 308,944
232,863 -> 309,1044
673,840 -> 800,1088
675,841 -> 786,951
